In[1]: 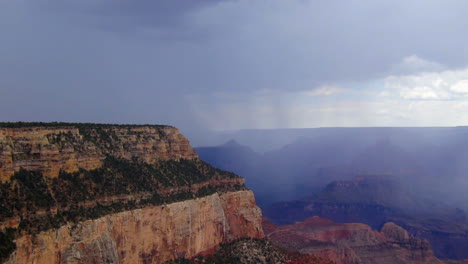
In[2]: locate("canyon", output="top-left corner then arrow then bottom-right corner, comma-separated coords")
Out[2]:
1,123 -> 464,264
0,123 -> 263,264
265,176 -> 468,260
197,135 -> 468,261
264,216 -> 443,264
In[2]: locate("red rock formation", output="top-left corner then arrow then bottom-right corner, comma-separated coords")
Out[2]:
264,216 -> 444,264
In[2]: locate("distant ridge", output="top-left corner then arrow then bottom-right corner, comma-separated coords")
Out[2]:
222,139 -> 243,147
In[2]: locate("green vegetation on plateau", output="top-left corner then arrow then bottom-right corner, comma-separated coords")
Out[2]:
0,157 -> 245,261
163,238 -> 332,264
0,157 -> 243,227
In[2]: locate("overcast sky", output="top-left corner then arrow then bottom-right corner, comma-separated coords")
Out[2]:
2,0 -> 468,138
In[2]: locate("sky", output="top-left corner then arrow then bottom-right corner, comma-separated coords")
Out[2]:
2,0 -> 468,138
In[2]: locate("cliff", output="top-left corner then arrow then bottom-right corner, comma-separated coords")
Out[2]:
0,123 -> 263,263
5,191 -> 263,264
0,124 -> 197,181
264,216 -> 443,264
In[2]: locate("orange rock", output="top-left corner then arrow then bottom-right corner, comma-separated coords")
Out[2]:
6,191 -> 263,264
0,126 -> 198,181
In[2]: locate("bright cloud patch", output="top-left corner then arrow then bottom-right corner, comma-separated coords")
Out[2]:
391,55 -> 446,74
384,68 -> 468,100
450,80 -> 468,94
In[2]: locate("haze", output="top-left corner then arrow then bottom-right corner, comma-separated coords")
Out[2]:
2,0 -> 468,143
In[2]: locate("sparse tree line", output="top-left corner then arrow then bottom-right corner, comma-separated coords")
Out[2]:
163,238 -> 333,264
0,156 -> 244,261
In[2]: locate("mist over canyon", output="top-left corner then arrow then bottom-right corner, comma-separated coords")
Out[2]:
196,127 -> 468,260
196,127 -> 468,210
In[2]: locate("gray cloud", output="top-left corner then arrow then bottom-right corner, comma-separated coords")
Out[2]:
1,0 -> 468,137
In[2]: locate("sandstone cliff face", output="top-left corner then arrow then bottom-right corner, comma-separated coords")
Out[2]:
6,191 -> 263,264
0,123 -> 263,264
264,216 -> 443,264
0,125 -> 197,181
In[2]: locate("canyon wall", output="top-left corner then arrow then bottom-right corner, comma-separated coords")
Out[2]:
0,123 -> 263,264
6,191 -> 263,264
0,125 -> 197,181
264,216 -> 443,264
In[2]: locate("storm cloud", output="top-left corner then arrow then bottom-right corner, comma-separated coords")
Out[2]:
2,0 -> 468,140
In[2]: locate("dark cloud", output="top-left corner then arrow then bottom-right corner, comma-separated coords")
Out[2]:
90,0 -> 216,26
32,0 -> 221,32
1,0 -> 468,136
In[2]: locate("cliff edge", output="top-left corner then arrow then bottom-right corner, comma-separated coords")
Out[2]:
0,123 -> 197,181
0,123 -> 263,264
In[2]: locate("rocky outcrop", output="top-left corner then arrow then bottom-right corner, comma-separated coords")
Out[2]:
0,125 -> 197,181
0,123 -> 263,264
382,222 -> 410,241
264,216 -> 443,264
6,191 -> 263,264
220,190 -> 264,241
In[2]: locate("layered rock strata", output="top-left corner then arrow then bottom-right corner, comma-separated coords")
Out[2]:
264,216 -> 443,264
0,124 -> 197,181
6,191 -> 263,264
0,123 -> 263,264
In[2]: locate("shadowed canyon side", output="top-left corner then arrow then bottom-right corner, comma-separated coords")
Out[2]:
0,123 -> 263,264
264,216 -> 444,264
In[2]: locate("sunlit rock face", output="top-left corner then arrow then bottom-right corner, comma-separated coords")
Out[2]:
0,123 -> 263,264
0,125 -> 197,181
6,191 -> 263,264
